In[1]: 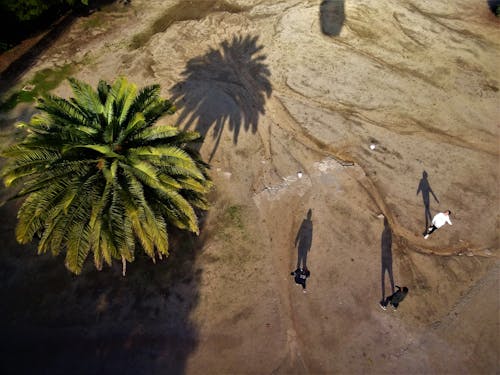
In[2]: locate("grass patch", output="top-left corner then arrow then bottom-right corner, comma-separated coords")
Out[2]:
216,204 -> 246,243
82,14 -> 106,30
0,63 -> 75,113
226,205 -> 244,229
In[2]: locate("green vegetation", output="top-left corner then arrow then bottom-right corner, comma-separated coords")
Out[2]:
0,64 -> 75,112
226,205 -> 244,230
216,204 -> 247,244
1,77 -> 212,275
0,0 -> 88,22
82,13 -> 104,30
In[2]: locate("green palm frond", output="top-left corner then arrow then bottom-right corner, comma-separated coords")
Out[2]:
15,181 -> 68,243
129,125 -> 180,144
1,76 -> 212,275
65,221 -> 91,274
177,176 -> 211,194
38,95 -> 94,129
156,188 -> 199,234
67,77 -> 104,116
9,162 -> 92,197
111,77 -> 138,126
131,84 -> 162,114
116,112 -> 146,144
169,130 -> 203,144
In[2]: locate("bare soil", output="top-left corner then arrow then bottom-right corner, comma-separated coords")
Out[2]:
0,1 -> 498,374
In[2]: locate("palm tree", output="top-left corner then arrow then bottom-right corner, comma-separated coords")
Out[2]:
1,77 -> 212,275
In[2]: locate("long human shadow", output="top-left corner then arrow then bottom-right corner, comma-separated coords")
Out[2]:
295,209 -> 313,269
380,217 -> 395,304
0,199 -> 204,374
320,0 -> 345,36
416,170 -> 439,229
171,34 -> 272,161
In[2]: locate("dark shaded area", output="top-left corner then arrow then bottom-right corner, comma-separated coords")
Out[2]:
0,3 -> 71,50
416,170 -> 439,230
0,0 -> 116,93
380,217 -> 395,304
295,209 -> 313,269
171,34 -> 272,161
0,199 -> 204,375
487,0 -> 500,14
320,0 -> 345,36
0,14 -> 76,94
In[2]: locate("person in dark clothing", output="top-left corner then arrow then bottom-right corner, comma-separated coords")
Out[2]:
379,286 -> 408,311
291,267 -> 310,293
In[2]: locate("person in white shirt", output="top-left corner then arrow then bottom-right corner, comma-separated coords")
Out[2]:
424,210 -> 452,239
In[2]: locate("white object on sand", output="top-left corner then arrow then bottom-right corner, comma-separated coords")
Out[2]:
370,144 -> 376,150
297,171 -> 303,179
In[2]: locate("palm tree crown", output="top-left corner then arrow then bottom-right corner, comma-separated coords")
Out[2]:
1,77 -> 212,275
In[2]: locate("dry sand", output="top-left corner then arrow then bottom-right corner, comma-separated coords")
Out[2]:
0,0 -> 498,374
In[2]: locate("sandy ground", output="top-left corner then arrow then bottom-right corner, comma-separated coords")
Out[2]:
0,0 -> 499,374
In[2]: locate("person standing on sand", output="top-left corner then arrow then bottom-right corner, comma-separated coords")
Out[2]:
423,210 -> 452,239
291,267 -> 310,293
380,286 -> 409,311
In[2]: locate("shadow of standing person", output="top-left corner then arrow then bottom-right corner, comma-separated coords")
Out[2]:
380,217 -> 395,307
416,170 -> 439,229
295,209 -> 313,269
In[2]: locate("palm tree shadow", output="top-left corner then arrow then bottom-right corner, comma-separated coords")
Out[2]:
380,217 -> 395,304
0,199 -> 205,374
416,170 -> 439,229
320,0 -> 345,36
295,209 -> 313,269
171,34 -> 272,161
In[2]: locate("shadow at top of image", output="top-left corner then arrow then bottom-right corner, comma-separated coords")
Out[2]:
487,0 -> 500,14
170,34 -> 272,162
320,0 -> 345,37
0,198 -> 206,375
